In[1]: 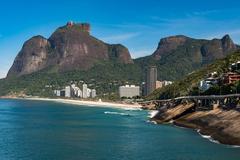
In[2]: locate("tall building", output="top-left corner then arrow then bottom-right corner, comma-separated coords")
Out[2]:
82,84 -> 88,98
65,86 -> 72,98
87,88 -> 91,98
119,85 -> 140,98
77,89 -> 82,98
146,66 -> 157,95
91,89 -> 97,98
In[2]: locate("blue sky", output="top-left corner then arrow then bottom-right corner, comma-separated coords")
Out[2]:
1,0 -> 240,78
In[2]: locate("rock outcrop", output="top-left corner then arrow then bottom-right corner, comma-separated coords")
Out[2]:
7,22 -> 133,77
7,36 -> 51,76
174,108 -> 240,145
152,103 -> 240,145
152,34 -> 237,63
152,103 -> 195,123
152,35 -> 189,60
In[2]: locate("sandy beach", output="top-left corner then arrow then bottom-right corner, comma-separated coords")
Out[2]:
1,97 -> 142,110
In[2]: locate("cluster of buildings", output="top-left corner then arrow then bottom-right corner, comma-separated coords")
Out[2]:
54,83 -> 96,99
118,66 -> 172,98
199,61 -> 240,92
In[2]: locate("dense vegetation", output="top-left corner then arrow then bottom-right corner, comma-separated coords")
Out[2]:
0,61 -> 142,99
147,50 -> 240,100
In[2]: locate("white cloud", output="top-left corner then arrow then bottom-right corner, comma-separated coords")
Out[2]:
101,32 -> 140,43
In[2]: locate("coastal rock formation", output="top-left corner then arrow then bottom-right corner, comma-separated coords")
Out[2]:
174,108 -> 240,145
152,103 -> 195,123
152,103 -> 240,145
7,22 -> 133,77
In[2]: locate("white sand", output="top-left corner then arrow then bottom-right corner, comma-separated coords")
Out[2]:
22,97 -> 142,109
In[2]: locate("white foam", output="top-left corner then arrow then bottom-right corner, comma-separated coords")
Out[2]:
230,145 -> 240,148
146,120 -> 157,124
104,111 -> 130,116
123,108 -> 142,111
148,110 -> 159,118
197,129 -> 220,144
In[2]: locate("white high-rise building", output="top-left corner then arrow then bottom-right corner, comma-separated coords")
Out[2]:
87,88 -> 91,98
65,86 -> 72,98
82,84 -> 88,98
77,89 -> 83,98
71,84 -> 82,97
119,85 -> 140,98
91,89 -> 96,98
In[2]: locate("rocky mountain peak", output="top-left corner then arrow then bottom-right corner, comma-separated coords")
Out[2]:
7,22 -> 133,78
153,35 -> 190,60
221,34 -> 237,51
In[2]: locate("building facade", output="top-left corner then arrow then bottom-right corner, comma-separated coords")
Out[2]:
82,84 -> 88,98
146,66 -> 157,95
224,72 -> 240,84
91,89 -> 97,98
65,86 -> 73,98
119,85 -> 140,98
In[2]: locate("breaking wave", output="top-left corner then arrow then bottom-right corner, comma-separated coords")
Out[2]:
104,111 -> 131,116
197,129 -> 220,144
198,131 -> 240,148
123,108 -> 142,111
146,120 -> 157,124
148,110 -> 159,118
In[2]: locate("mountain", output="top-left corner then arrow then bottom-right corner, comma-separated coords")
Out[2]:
146,49 -> 240,100
135,34 -> 238,80
2,22 -> 239,98
7,22 -> 133,77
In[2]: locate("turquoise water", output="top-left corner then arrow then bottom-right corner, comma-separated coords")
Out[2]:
0,99 -> 240,160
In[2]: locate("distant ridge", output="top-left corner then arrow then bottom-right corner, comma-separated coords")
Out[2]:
135,34 -> 238,80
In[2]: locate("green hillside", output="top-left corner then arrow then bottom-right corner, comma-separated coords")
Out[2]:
0,61 -> 142,99
147,50 -> 240,100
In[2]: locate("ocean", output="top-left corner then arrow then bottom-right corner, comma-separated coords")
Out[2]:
0,99 -> 240,160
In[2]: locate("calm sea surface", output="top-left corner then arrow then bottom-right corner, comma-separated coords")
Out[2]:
0,99 -> 240,160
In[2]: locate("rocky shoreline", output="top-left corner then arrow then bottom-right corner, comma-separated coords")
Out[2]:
152,103 -> 240,146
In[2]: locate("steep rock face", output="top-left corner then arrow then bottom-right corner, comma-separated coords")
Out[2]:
153,34 -> 237,64
153,35 -> 189,60
200,35 -> 237,63
108,44 -> 133,64
136,34 -> 238,80
48,25 -> 110,71
7,22 -> 133,77
7,36 -> 50,76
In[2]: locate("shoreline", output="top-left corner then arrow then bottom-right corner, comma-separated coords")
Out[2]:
0,97 -> 142,110
152,103 -> 240,146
